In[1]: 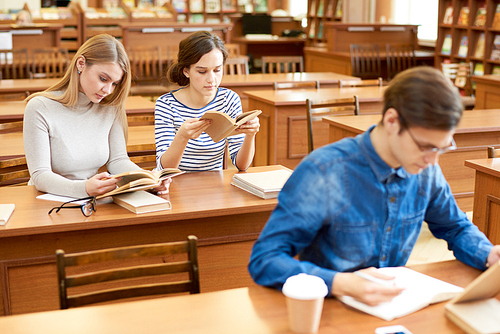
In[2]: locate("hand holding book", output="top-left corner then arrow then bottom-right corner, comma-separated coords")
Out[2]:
200,109 -> 262,142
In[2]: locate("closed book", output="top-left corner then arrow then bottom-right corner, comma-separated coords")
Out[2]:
339,267 -> 463,321
113,191 -> 171,214
445,261 -> 500,334
441,34 -> 452,55
474,33 -> 486,58
0,204 -> 15,225
474,6 -> 486,27
443,6 -> 453,24
457,6 -> 469,25
493,4 -> 500,29
457,36 -> 468,57
231,168 -> 292,199
491,35 -> 500,60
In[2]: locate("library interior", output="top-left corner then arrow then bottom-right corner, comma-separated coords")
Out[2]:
0,0 -> 500,333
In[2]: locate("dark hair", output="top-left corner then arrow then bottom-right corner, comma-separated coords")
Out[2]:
167,31 -> 228,86
382,66 -> 463,131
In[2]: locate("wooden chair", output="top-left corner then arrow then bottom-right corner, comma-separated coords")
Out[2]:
487,146 -> 500,158
128,46 -> 168,97
339,77 -> 383,88
31,47 -> 70,79
261,56 -> 304,73
224,56 -> 249,75
274,81 -> 320,90
386,44 -> 416,81
225,43 -> 241,57
349,44 -> 382,80
0,49 -> 30,79
56,235 -> 200,309
306,96 -> 359,153
442,62 -> 475,109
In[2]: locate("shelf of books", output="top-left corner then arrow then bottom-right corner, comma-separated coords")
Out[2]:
437,0 -> 500,76
170,0 -> 269,23
121,0 -> 177,23
306,0 -> 342,46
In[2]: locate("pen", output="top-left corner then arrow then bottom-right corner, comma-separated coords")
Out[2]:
354,271 -> 395,287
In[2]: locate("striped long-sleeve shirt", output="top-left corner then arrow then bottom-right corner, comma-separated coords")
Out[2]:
155,87 -> 245,172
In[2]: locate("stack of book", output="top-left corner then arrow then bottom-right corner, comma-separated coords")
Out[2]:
231,168 -> 292,199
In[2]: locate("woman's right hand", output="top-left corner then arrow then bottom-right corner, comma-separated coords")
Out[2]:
178,118 -> 212,141
85,172 -> 119,196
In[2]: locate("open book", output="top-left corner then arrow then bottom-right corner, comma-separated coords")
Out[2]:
200,109 -> 262,142
339,267 -> 463,321
445,261 -> 500,334
96,168 -> 183,199
231,168 -> 292,199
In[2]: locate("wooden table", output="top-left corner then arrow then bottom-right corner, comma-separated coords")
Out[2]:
0,260 -> 489,333
247,86 -> 386,168
0,96 -> 155,123
323,109 -> 500,212
472,75 -> 500,109
464,158 -> 500,244
0,24 -> 62,53
0,78 -> 59,96
220,72 -> 359,111
0,166 -> 280,315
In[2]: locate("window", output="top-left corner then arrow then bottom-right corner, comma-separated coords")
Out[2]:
393,0 -> 438,41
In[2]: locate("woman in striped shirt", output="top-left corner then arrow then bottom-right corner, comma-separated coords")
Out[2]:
155,31 -> 260,172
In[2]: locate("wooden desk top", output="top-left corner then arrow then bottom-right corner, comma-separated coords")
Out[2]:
322,109 -> 500,134
231,36 -> 306,44
304,46 -> 435,60
221,72 -> 359,87
0,124 -> 154,158
0,260 -> 484,333
0,78 -> 59,94
0,96 -> 155,120
0,166 -> 280,239
244,86 -> 387,106
472,74 -> 500,85
464,158 -> 500,177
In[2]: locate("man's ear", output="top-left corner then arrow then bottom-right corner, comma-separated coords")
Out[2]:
383,108 -> 402,135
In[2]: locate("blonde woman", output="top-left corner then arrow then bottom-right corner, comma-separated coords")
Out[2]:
24,34 -> 169,198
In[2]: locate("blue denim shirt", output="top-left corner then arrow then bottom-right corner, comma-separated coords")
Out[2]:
248,126 -> 493,295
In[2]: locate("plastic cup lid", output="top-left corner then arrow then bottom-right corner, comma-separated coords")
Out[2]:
282,273 -> 328,300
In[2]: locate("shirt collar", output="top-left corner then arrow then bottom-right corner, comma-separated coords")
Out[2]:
359,125 -> 410,183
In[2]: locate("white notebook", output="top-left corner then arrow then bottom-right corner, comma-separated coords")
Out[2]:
231,169 -> 292,199
0,204 -> 15,225
339,267 -> 463,321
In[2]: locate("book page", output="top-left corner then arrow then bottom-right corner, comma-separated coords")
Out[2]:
339,267 -> 463,321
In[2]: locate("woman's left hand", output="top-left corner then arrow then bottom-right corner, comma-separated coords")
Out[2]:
155,177 -> 172,195
236,117 -> 260,136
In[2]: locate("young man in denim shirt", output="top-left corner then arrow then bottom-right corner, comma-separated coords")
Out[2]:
248,67 -> 500,306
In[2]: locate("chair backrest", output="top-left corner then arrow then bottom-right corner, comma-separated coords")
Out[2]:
338,77 -> 383,88
225,43 -> 241,57
56,235 -> 200,309
0,156 -> 29,187
306,96 -> 359,153
261,56 -> 304,73
128,46 -> 164,85
0,49 -> 30,79
31,47 -> 70,79
386,44 -> 416,81
224,56 -> 249,75
488,146 -> 500,158
274,81 -> 320,90
349,44 -> 382,79
442,62 -> 474,96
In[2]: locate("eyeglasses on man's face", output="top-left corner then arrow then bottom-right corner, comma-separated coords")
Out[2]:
405,126 -> 457,155
48,196 -> 96,217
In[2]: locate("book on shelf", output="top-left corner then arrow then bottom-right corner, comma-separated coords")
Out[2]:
317,21 -> 324,39
205,0 -> 221,13
308,20 -> 316,38
441,34 -> 452,55
0,204 -> 15,225
231,168 -> 293,199
443,5 -> 453,24
445,260 -> 500,334
473,63 -> 484,76
338,267 -> 463,321
317,0 -> 324,16
326,0 -> 334,16
200,109 -> 262,142
457,6 -> 469,25
474,33 -> 486,58
493,65 -> 500,75
189,13 -> 204,23
309,0 -> 316,16
171,0 -> 187,12
491,35 -> 500,61
335,0 -> 343,18
189,0 -> 203,12
457,35 -> 468,57
493,4 -> 500,29
113,190 -> 171,214
221,0 -> 236,12
96,168 -> 183,199
474,5 -> 486,27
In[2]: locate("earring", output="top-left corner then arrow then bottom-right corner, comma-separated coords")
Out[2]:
78,70 -> 81,74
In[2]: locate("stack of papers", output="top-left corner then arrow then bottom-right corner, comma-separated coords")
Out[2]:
231,169 -> 292,199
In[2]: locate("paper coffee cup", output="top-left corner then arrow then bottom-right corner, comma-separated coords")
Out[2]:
282,273 -> 328,334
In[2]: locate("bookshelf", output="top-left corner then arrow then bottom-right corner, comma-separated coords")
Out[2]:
436,0 -> 500,75
306,0 -> 343,46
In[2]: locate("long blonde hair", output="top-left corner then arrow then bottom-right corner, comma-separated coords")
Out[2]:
27,34 -> 131,136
